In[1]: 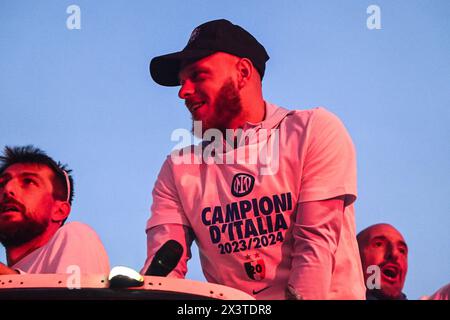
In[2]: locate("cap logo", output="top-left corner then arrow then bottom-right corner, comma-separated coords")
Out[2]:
188,27 -> 200,44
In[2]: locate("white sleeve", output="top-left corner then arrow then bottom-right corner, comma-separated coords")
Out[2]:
288,197 -> 344,299
299,108 -> 357,205
141,224 -> 195,278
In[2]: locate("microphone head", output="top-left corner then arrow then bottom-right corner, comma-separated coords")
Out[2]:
146,240 -> 184,276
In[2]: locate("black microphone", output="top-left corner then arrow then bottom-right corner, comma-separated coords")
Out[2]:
145,240 -> 184,276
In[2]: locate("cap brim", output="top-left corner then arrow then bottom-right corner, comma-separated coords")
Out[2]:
150,49 -> 216,86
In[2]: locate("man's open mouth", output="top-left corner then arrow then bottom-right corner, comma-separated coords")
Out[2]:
381,264 -> 400,281
187,101 -> 205,112
0,203 -> 22,214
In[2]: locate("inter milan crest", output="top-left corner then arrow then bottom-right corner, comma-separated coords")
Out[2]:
231,173 -> 255,197
244,253 -> 266,280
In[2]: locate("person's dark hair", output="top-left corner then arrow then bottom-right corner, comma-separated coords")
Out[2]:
0,145 -> 74,206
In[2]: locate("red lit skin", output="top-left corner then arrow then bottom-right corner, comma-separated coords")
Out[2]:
0,163 -> 70,271
178,52 -> 265,132
358,224 -> 408,298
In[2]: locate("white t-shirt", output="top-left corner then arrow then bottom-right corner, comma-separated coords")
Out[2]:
144,102 -> 365,299
12,221 -> 110,274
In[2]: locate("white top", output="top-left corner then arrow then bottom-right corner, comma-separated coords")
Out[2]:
13,221 -> 110,274
144,103 -> 365,299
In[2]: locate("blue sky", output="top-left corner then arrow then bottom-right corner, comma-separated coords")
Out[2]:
0,0 -> 449,299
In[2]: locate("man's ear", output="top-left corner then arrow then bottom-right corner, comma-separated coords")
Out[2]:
236,58 -> 253,89
51,201 -> 71,223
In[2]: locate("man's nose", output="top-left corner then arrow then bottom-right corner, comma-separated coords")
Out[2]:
178,80 -> 194,99
385,244 -> 400,261
1,179 -> 17,198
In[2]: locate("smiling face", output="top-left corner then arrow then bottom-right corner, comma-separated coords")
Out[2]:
0,163 -> 58,247
358,224 -> 408,299
178,52 -> 246,136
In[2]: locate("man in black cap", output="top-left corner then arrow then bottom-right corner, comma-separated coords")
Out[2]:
142,19 -> 365,300
150,19 -> 269,136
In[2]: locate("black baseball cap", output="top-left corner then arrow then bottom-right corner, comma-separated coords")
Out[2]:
150,19 -> 270,86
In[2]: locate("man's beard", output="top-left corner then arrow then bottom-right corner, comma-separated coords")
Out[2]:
191,78 -> 243,137
0,211 -> 49,248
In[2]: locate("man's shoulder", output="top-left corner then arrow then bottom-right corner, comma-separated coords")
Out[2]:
287,106 -> 338,121
165,142 -> 206,165
272,104 -> 340,128
266,101 -> 332,119
274,105 -> 353,148
55,221 -> 100,240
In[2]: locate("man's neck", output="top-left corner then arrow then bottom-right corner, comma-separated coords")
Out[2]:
242,98 -> 265,124
6,223 -> 60,266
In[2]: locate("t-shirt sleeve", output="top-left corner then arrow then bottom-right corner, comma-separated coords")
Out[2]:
146,157 -> 192,230
299,108 -> 357,205
141,224 -> 194,278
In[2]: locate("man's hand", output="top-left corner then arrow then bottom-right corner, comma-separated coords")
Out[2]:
286,284 -> 304,300
0,262 -> 19,275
